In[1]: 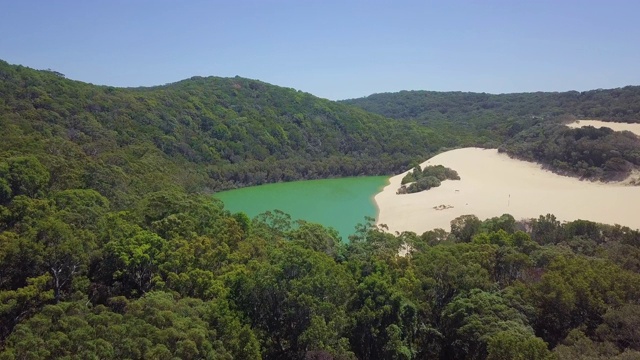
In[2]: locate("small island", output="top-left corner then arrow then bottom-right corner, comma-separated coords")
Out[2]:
397,164 -> 460,194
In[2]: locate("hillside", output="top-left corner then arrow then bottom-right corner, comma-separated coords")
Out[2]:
343,88 -> 640,180
0,60 -> 458,208
2,60 -> 640,359
342,87 -> 640,124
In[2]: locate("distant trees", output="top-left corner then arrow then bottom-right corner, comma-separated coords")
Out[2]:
343,86 -> 640,125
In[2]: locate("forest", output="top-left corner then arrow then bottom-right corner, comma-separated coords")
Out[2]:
342,87 -> 640,125
0,60 -> 467,209
2,60 -> 640,359
2,170 -> 640,359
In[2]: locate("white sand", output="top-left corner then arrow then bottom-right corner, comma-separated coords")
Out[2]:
567,120 -> 640,136
374,147 -> 640,234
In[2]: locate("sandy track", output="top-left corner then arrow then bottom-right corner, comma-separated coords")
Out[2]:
374,147 -> 640,234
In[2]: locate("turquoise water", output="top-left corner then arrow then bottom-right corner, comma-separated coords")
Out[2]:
214,176 -> 388,240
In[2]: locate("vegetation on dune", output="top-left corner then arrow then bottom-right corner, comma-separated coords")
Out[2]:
499,123 -> 640,181
2,59 -> 640,359
397,165 -> 460,194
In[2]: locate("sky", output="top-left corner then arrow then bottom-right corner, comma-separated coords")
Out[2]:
1,0 -> 640,100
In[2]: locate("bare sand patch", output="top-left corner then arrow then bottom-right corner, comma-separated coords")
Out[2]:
375,148 -> 640,234
567,120 -> 640,136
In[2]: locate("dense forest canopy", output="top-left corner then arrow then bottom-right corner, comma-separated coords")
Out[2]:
342,87 -> 640,124
0,60 -> 465,208
2,59 -> 640,359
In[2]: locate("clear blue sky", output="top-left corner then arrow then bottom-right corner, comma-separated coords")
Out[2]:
2,0 -> 639,100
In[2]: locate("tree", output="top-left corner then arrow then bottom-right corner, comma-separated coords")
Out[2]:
480,214 -> 517,234
350,272 -> 419,360
450,215 -> 482,243
0,274 -> 54,343
487,330 -> 552,360
289,221 -> 343,259
231,244 -> 354,359
441,289 -> 542,360
52,189 -> 110,230
36,218 -> 90,302
104,231 -> 167,296
2,157 -> 50,199
0,165 -> 11,204
596,304 -> 640,351
529,256 -> 640,346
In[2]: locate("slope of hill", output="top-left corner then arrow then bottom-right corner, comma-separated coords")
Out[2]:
343,88 -> 640,180
0,60 -> 453,208
341,87 -> 640,123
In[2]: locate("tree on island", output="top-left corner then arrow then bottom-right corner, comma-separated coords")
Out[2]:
397,165 -> 460,194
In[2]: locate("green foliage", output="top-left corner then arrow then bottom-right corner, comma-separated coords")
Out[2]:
0,156 -> 50,201
2,293 -> 256,359
596,304 -> 640,351
289,220 -> 344,260
104,230 -> 167,296
500,123 -> 640,181
346,269 -> 423,360
527,256 -> 640,346
230,243 -> 355,359
487,330 -> 552,360
441,289 -> 542,359
0,60 -> 453,208
343,87 -> 640,126
528,214 -> 565,245
0,274 -> 54,341
2,190 -> 640,359
398,165 -> 460,194
554,329 -> 640,359
0,165 -> 11,204
450,215 -> 483,242
2,59 -> 640,359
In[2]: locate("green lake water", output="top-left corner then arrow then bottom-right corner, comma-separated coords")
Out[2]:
214,176 -> 389,240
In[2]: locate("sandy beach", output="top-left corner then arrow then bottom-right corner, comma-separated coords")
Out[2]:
567,119 -> 640,136
374,147 -> 640,234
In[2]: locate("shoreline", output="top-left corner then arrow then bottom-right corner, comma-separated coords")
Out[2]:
374,147 -> 640,234
369,176 -> 390,223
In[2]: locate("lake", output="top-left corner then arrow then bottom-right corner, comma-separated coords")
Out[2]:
214,176 -> 389,240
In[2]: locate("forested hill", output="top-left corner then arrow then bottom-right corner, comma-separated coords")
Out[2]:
341,87 -> 640,124
343,88 -> 640,181
0,60 -> 457,208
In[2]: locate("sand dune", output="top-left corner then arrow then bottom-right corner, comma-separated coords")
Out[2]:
567,120 -> 640,136
374,147 -> 640,234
